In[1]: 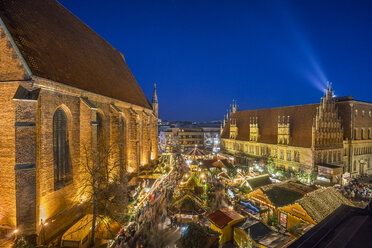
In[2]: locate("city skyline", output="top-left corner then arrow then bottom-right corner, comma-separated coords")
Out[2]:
59,0 -> 372,121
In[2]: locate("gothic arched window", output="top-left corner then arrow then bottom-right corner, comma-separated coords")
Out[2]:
96,112 -> 105,153
53,108 -> 71,189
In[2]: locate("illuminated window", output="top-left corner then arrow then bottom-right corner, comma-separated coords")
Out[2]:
294,151 -> 300,162
287,151 -> 292,161
53,108 -> 72,190
280,150 -> 284,160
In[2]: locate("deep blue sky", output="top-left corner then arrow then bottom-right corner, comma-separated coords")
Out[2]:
59,0 -> 372,121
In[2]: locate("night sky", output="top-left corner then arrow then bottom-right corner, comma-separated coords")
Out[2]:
59,0 -> 372,121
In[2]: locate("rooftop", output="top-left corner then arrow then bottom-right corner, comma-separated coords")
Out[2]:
296,187 -> 354,223
0,0 -> 151,108
236,218 -> 294,248
208,208 -> 244,229
246,175 -> 272,190
289,203 -> 372,248
260,180 -> 318,207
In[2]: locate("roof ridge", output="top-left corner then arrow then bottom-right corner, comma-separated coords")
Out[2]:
236,103 -> 319,113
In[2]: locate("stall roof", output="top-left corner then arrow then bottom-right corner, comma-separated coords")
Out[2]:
235,218 -> 293,248
208,208 -> 244,229
289,203 -> 372,248
296,187 -> 354,223
254,180 -> 318,207
247,175 -> 272,190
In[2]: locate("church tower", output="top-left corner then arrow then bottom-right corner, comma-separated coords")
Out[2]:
152,83 -> 158,116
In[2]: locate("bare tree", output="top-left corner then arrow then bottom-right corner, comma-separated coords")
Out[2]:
76,142 -> 128,246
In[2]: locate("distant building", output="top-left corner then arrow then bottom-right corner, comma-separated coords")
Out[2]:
203,126 -> 221,152
178,128 -> 205,151
159,123 -> 221,153
0,0 -> 157,244
221,86 -> 372,180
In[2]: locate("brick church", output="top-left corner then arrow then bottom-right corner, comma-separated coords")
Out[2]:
221,85 -> 372,182
0,0 -> 158,242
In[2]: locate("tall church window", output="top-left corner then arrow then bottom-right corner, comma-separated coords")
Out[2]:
368,129 -> 371,139
280,150 -> 284,160
361,129 -> 364,140
354,128 -> 357,140
96,112 -> 105,154
53,108 -> 72,190
353,161 -> 356,172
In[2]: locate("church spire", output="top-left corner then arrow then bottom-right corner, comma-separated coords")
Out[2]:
152,82 -> 158,116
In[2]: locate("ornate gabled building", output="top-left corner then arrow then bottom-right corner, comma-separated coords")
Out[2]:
0,0 -> 157,243
221,85 -> 372,180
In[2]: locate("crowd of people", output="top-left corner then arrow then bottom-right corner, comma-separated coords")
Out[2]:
337,178 -> 372,201
113,160 -> 185,248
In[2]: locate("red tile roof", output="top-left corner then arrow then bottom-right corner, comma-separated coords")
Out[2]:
208,208 -> 244,229
221,104 -> 318,148
0,0 -> 151,109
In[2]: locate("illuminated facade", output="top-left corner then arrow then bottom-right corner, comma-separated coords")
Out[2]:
0,0 -> 157,243
221,86 -> 372,179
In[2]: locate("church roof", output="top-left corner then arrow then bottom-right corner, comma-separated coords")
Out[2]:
0,0 -> 151,109
221,104 -> 319,148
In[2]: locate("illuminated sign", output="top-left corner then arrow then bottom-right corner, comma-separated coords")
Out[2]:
280,212 -> 287,228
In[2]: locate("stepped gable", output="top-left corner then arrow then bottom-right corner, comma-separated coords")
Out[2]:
0,0 -> 151,109
221,103 -> 318,148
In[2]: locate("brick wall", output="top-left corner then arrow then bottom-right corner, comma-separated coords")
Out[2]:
0,24 -> 28,81
0,75 -> 157,240
0,82 -> 18,228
